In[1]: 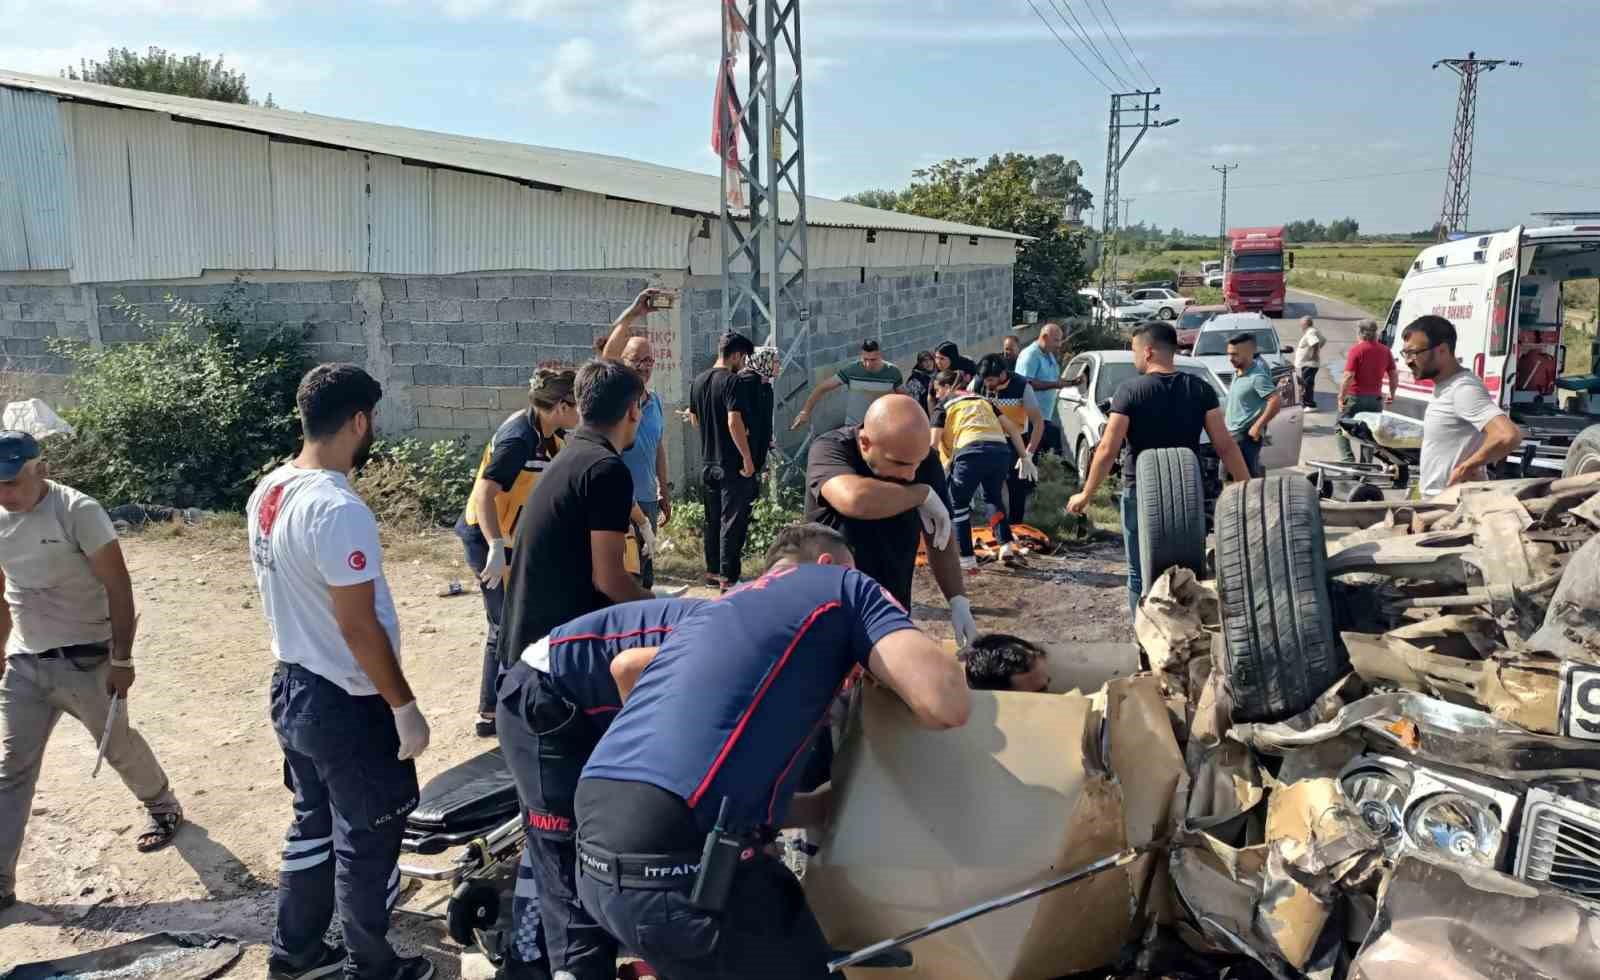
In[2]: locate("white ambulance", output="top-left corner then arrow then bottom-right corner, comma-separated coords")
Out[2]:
1381,224 -> 1600,475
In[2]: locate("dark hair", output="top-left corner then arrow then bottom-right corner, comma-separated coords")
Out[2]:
1227,332 -> 1258,348
1402,314 -> 1457,352
529,367 -> 577,411
933,369 -> 962,389
575,358 -> 645,427
719,331 -> 756,358
592,335 -> 608,356
763,522 -> 853,569
975,353 -> 1010,379
298,363 -> 383,441
915,349 -> 935,365
957,633 -> 1047,691
861,339 -> 881,353
1004,333 -> 1021,345
1130,321 -> 1178,354
936,341 -> 961,359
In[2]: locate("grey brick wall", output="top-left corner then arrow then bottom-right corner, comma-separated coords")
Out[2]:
0,263 -> 1015,483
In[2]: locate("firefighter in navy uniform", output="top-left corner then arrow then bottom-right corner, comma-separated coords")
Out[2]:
572,523 -> 972,979
496,597 -> 708,980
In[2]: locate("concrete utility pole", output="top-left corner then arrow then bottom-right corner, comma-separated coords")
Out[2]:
1211,163 -> 1237,245
1099,89 -> 1177,299
1433,51 -> 1520,240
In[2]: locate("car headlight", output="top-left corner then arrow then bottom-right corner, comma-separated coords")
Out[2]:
1407,793 -> 1503,867
1342,766 -> 1409,845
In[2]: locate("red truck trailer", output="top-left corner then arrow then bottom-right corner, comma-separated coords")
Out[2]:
1223,226 -> 1290,318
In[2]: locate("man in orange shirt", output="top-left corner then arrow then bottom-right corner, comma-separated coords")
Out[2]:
1337,319 -> 1399,462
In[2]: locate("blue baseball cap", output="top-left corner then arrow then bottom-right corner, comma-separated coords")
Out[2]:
0,431 -> 41,481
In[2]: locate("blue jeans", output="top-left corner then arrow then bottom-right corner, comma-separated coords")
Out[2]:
270,664 -> 419,979
459,525 -> 509,715
949,442 -> 1014,558
1234,431 -> 1264,478
1121,489 -> 1141,616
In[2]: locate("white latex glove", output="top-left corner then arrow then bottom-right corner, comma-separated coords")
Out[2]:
393,701 -> 431,761
917,486 -> 953,552
636,519 -> 656,559
949,595 -> 978,648
479,539 -> 507,588
1015,452 -> 1040,483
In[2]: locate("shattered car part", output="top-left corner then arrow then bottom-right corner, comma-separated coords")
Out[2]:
1349,857 -> 1600,980
1514,787 -> 1600,900
1337,756 -> 1520,868
1528,534 -> 1600,666
1,932 -> 242,980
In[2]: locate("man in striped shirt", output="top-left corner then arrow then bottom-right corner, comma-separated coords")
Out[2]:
792,339 -> 904,430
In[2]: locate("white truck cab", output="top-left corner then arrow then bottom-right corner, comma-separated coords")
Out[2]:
1383,225 -> 1600,473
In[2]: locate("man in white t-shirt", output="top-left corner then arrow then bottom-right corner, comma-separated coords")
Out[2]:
1401,315 -> 1523,497
248,364 -> 435,980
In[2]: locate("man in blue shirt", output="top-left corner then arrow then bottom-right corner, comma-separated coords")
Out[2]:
600,288 -> 675,588
1014,322 -> 1072,457
1223,333 -> 1282,477
573,523 -> 971,980
496,597 -> 708,980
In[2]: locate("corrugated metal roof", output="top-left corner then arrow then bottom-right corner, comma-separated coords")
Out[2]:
0,88 -> 71,269
0,69 -> 1025,243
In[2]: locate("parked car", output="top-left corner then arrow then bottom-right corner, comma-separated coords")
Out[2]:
1189,312 -> 1293,387
1056,350 -> 1305,482
1113,287 -> 1193,321
1205,272 -> 1224,288
1176,305 -> 1227,352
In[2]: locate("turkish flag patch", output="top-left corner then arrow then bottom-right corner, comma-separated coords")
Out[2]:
347,550 -> 368,571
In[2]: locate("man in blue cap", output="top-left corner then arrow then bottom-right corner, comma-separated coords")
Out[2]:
0,431 -> 185,911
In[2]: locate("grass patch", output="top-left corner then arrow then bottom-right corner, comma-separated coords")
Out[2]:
1565,318 -> 1596,380
1187,286 -> 1224,306
1287,270 -> 1398,318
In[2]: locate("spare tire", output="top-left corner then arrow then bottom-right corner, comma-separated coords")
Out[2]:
1563,424 -> 1600,478
1136,447 -> 1206,593
1215,476 -> 1345,721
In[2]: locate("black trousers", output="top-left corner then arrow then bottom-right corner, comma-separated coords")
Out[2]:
702,467 -> 758,583
1299,366 -> 1319,408
458,526 -> 507,715
496,663 -> 614,980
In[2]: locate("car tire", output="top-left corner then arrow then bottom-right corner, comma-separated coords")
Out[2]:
1076,439 -> 1094,481
1158,307 -> 1177,320
1214,475 -> 1345,722
1136,447 -> 1206,592
1563,424 -> 1600,478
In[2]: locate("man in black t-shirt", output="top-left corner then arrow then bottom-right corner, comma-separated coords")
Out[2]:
688,332 -> 759,587
498,360 -> 653,669
804,394 -> 978,646
1066,321 -> 1250,614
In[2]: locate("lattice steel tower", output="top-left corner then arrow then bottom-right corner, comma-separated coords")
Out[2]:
1434,52 -> 1520,240
1100,89 -> 1176,298
1212,163 -> 1237,245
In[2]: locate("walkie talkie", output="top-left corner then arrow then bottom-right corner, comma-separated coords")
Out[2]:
690,797 -> 743,912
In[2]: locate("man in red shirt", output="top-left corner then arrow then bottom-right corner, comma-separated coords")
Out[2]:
1337,318 -> 1399,462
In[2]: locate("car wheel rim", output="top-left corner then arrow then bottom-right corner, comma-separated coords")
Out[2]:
1159,308 -> 1176,319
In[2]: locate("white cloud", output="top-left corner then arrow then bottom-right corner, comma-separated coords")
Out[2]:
0,0 -> 267,16
1209,143 -> 1262,156
1172,0 -> 1431,17
436,0 -> 587,19
537,38 -> 658,114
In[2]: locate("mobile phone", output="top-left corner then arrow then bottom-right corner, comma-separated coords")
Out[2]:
648,292 -> 677,310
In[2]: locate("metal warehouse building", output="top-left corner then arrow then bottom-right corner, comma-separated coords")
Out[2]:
0,69 -> 1021,475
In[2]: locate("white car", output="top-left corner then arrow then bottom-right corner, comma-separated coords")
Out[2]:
1204,272 -> 1224,288
1112,287 -> 1193,321
1056,349 -> 1305,478
1189,312 -> 1293,387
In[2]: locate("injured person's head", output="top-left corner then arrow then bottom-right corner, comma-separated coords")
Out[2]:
958,633 -> 1050,693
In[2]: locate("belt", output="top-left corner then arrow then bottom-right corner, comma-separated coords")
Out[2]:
29,643 -> 110,661
576,839 -> 752,891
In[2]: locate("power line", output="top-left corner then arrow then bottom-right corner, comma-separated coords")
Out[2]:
1078,0 -> 1137,85
1433,51 -> 1521,239
1024,0 -> 1114,92
1047,0 -> 1132,90
1135,166 -> 1444,198
1475,170 -> 1600,192
1097,0 -> 1158,88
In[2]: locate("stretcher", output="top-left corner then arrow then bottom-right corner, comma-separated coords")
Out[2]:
1306,413 -> 1420,499
397,749 -> 525,961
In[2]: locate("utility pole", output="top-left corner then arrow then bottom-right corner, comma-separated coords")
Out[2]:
719,0 -> 810,468
1211,163 -> 1237,246
1433,51 -> 1520,240
1100,89 -> 1177,301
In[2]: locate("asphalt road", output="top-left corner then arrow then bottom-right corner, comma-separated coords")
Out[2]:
1279,286 -> 1383,466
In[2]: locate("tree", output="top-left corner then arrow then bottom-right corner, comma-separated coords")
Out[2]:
841,189 -> 902,211
1327,217 -> 1360,242
889,154 -> 1091,320
64,47 -> 275,107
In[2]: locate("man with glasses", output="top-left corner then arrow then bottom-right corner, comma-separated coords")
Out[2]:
1336,319 -> 1398,463
1401,315 -> 1522,497
601,287 -> 677,589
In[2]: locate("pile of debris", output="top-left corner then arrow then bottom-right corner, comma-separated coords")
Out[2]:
806,471 -> 1600,980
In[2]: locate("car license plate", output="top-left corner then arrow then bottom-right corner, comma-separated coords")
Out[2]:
1560,663 -> 1600,740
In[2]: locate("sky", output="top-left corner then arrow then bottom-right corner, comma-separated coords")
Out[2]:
1,0 -> 1595,235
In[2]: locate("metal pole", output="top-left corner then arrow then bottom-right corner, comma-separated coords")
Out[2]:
826,844 -> 1153,973
1433,52 -> 1520,239
1211,163 -> 1237,245
1098,89 -> 1177,302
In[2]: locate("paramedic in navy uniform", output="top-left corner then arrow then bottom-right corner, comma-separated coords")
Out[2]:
496,596 -> 708,980
572,523 -> 972,979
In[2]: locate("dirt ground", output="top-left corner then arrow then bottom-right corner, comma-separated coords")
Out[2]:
0,522 -> 1131,973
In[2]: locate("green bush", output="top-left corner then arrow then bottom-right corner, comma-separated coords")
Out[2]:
49,284 -> 308,509
354,437 -> 478,529
666,482 -> 804,564
1135,267 -> 1178,283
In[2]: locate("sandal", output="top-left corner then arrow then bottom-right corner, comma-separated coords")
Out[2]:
136,810 -> 183,853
